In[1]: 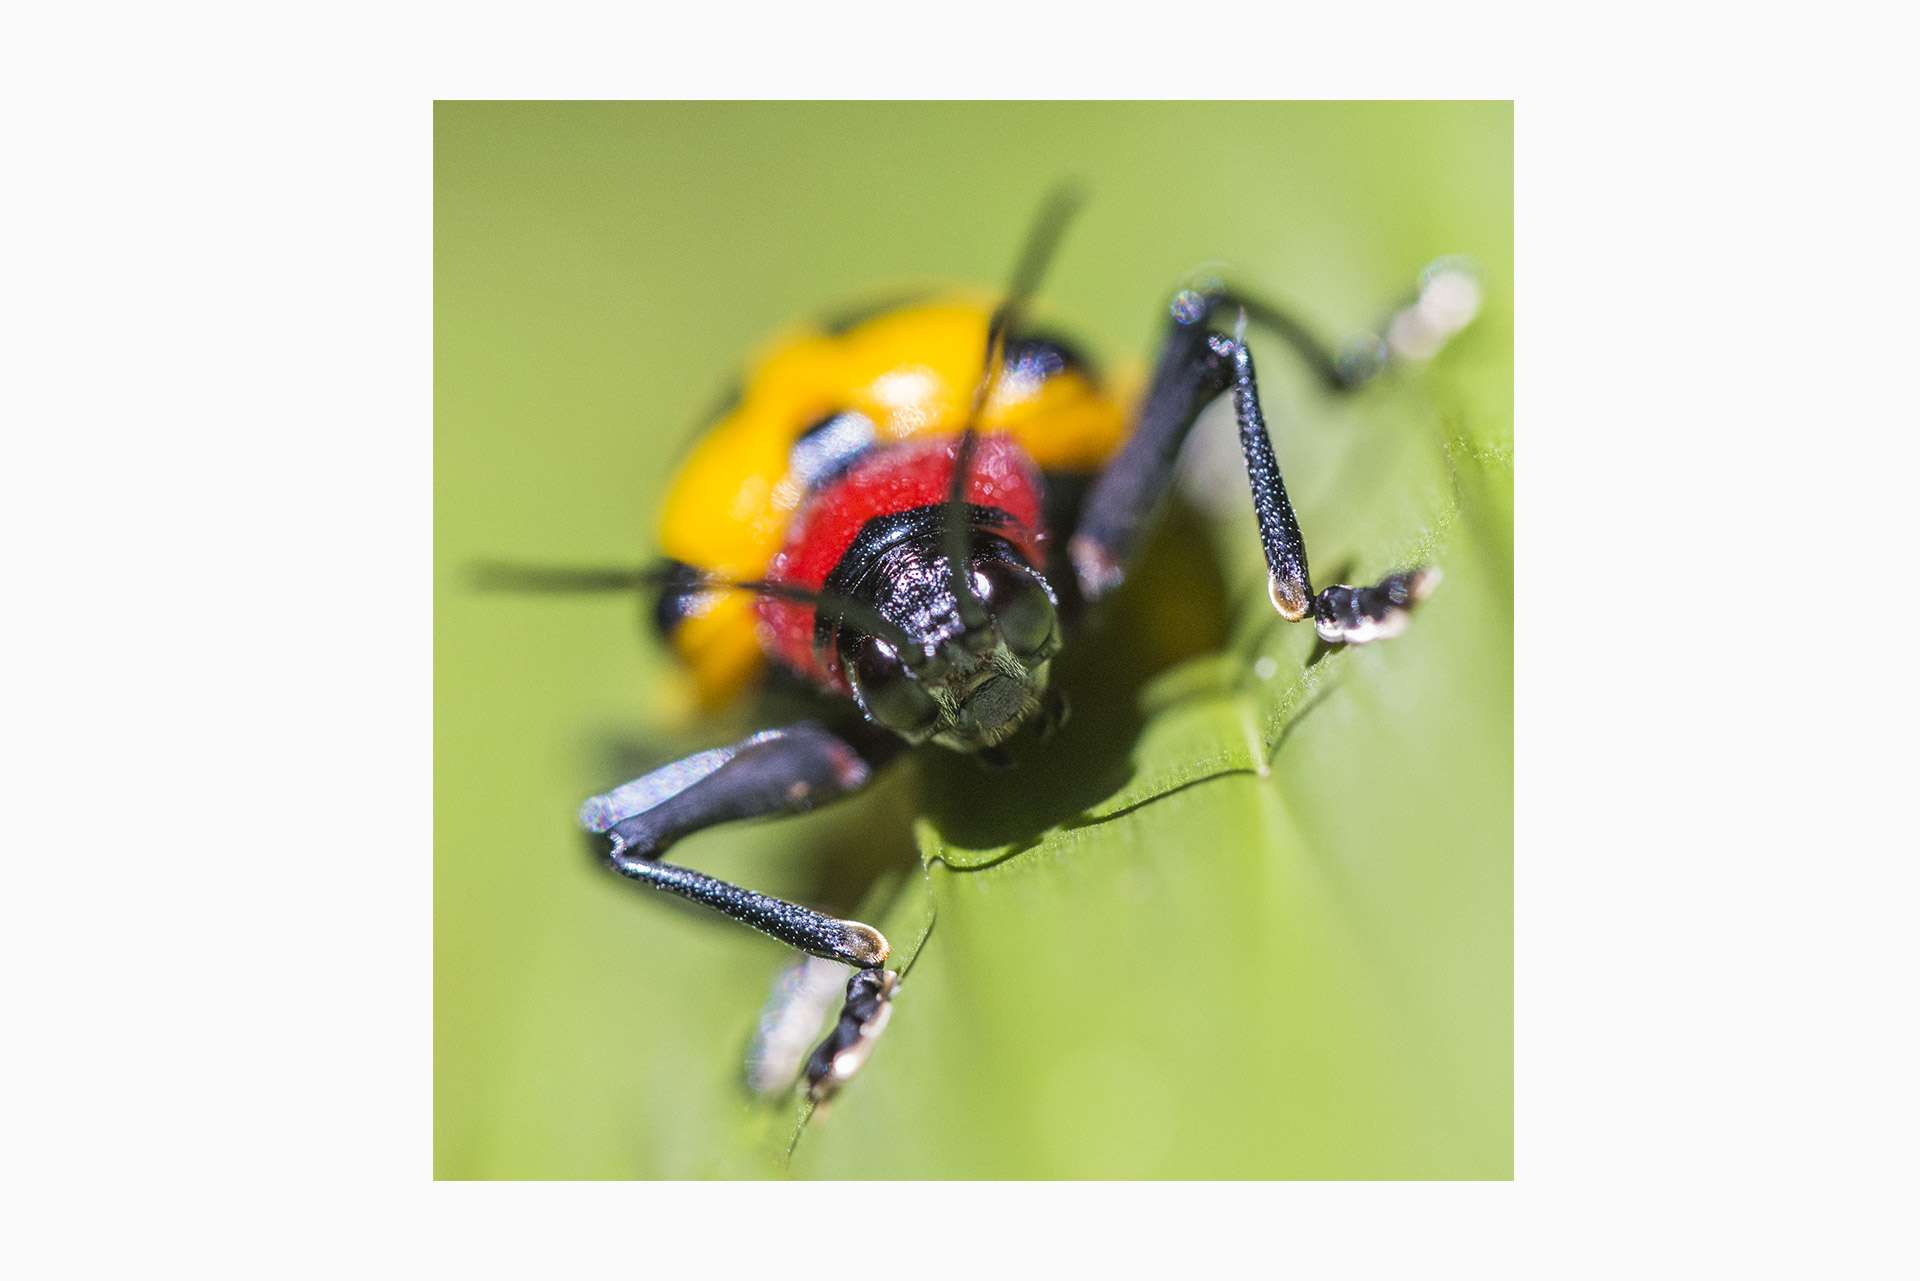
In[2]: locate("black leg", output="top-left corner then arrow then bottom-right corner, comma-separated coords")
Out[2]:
743,927 -> 908,1104
1068,317 -> 1236,600
804,968 -> 899,1104
1171,257 -> 1482,392
1168,283 -> 1364,393
1069,263 -> 1473,644
581,721 -> 900,968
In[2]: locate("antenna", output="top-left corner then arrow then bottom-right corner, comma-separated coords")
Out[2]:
943,184 -> 1086,636
471,561 -> 924,661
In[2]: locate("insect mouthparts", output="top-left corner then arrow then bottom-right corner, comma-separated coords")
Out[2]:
967,673 -> 1027,731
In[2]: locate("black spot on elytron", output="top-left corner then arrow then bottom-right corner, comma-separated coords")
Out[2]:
790,410 -> 878,492
651,559 -> 707,639
1003,332 -> 1100,387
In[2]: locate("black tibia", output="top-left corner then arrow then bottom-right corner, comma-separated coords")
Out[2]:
1218,334 -> 1313,620
805,968 -> 899,1104
1071,317 -> 1315,612
1068,292 -> 1439,644
1069,317 -> 1236,599
606,861 -> 887,968
580,722 -> 900,968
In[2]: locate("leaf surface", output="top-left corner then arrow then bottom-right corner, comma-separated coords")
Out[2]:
435,101 -> 1512,1179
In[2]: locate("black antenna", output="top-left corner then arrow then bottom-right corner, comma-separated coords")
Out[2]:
471,560 -> 924,661
944,185 -> 1086,636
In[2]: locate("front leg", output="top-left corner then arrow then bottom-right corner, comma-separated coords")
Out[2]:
1069,264 -> 1471,644
582,720 -> 900,968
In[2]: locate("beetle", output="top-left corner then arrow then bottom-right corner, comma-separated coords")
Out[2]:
481,190 -> 1478,1104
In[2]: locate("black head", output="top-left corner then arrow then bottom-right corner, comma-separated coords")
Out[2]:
829,186 -> 1085,752
827,516 -> 1060,751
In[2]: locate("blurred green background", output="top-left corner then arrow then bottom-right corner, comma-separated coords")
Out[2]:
435,101 -> 1511,1179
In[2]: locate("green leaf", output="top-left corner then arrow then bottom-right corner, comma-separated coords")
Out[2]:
792,434 -> 1512,1178
436,101 -> 1511,1179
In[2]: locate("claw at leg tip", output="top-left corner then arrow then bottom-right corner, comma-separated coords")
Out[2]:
804,968 -> 899,1105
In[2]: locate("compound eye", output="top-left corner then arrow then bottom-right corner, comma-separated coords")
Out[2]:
971,559 -> 1057,658
849,637 -> 938,736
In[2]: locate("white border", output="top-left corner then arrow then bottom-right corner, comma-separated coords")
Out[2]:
6,2 -> 1913,1276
